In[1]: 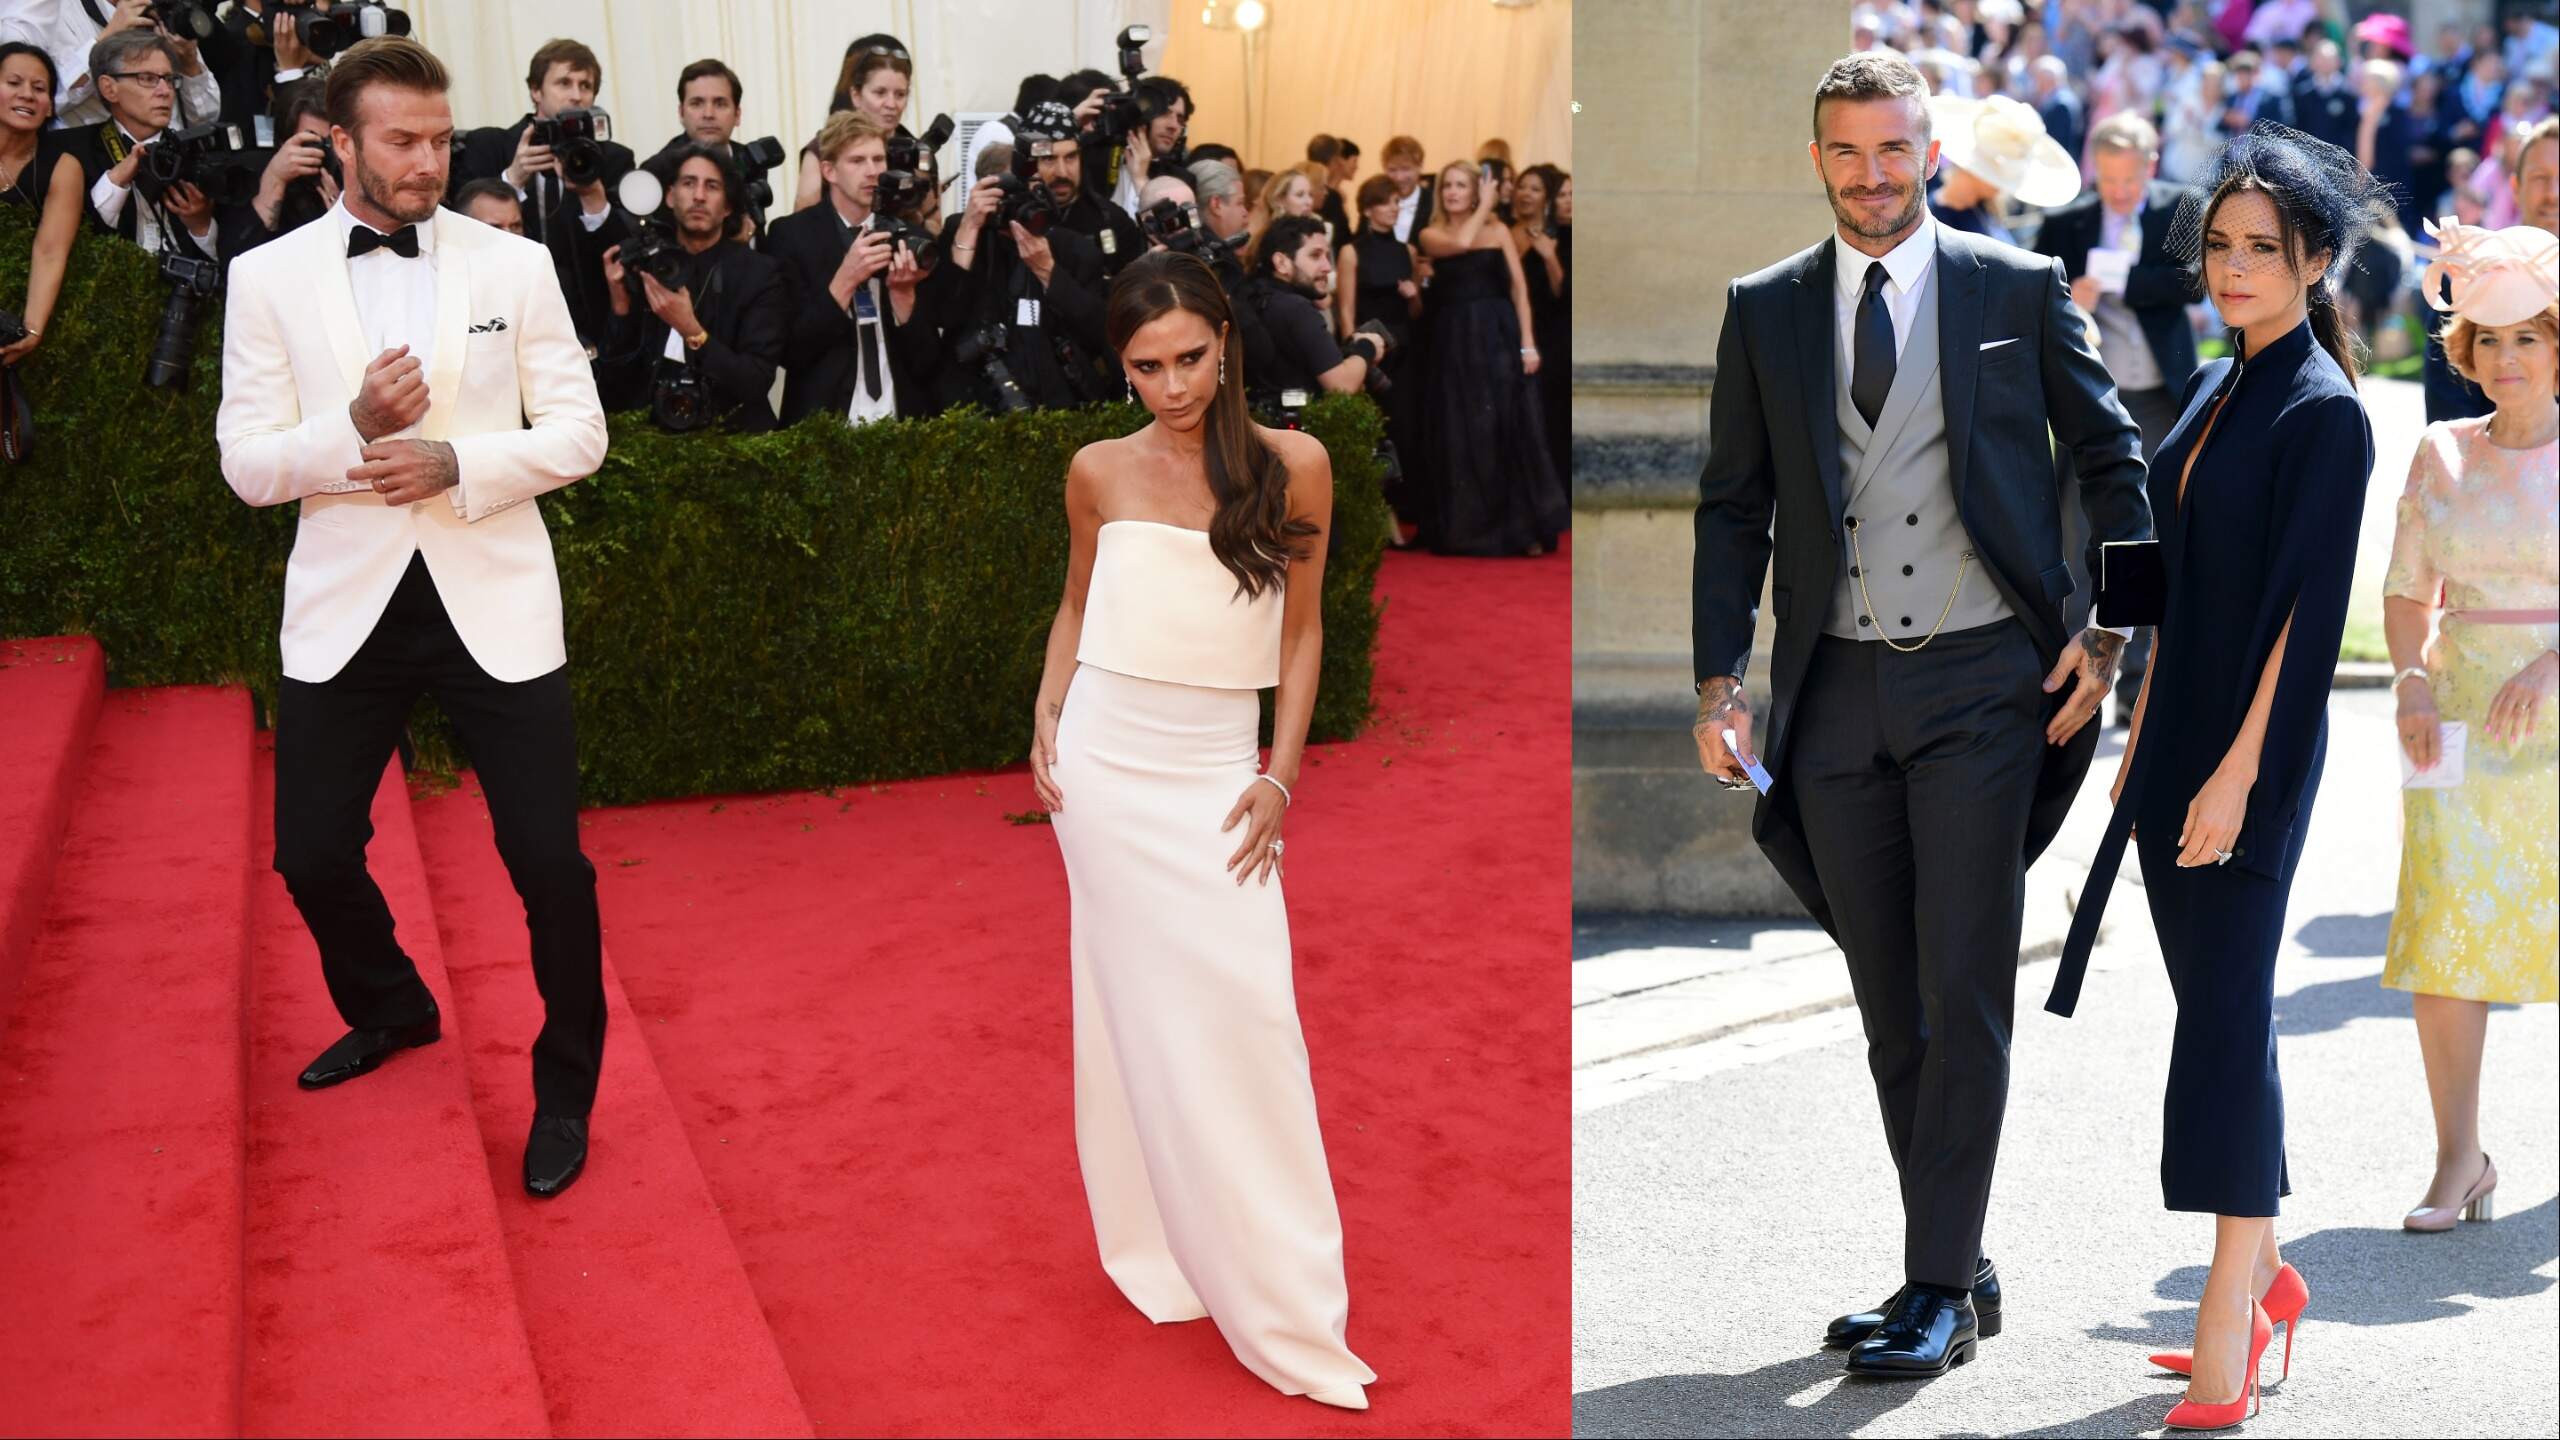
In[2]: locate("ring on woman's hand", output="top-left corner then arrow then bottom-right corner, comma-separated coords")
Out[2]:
1268,839 -> 1284,855
2214,849 -> 2234,865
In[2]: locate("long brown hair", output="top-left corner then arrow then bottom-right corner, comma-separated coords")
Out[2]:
1105,251 -> 1314,600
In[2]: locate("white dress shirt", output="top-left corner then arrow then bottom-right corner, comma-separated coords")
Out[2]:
1832,213 -> 1936,366
1392,183 -> 1422,242
47,0 -> 221,129
0,0 -> 53,49
331,199 -> 438,405
87,120 -> 219,259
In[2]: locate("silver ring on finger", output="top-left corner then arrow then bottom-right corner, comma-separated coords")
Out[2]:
1268,838 -> 1284,855
2214,849 -> 2234,865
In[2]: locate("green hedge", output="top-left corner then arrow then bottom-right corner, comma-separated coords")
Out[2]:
0,207 -> 1387,804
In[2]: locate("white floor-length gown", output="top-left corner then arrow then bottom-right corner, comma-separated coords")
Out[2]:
1048,518 -> 1376,1401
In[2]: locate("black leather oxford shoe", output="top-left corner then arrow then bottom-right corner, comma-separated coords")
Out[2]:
1844,1286 -> 1979,1377
523,1114 -> 588,1198
1826,1256 -> 2002,1348
297,1003 -> 441,1090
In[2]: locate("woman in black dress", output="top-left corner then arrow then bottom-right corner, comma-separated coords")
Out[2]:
1336,173 -> 1424,538
1513,164 -> 1570,488
2059,127 -> 2384,1432
0,42 -> 87,370
1413,161 -> 1566,557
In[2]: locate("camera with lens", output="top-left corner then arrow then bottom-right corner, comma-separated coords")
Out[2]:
608,170 -> 688,307
267,0 -> 412,59
986,169 -> 1063,240
529,106 -> 614,187
951,324 -> 1033,415
0,310 -> 27,347
135,122 -> 262,208
875,113 -> 952,271
146,251 -> 221,390
731,133 -> 787,212
650,365 -> 713,433
1136,195 -> 1227,264
148,0 -> 217,40
1343,320 -> 1395,398
1088,24 -> 1181,173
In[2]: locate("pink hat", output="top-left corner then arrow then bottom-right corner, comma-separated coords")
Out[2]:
2352,13 -> 2413,58
2422,221 -> 2560,327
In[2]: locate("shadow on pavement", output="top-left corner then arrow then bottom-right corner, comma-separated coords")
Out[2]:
1573,1350 -> 1930,1439
2088,1195 -> 2560,1350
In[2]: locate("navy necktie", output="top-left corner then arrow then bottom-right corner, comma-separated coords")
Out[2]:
348,224 -> 420,259
1851,259 -> 1896,428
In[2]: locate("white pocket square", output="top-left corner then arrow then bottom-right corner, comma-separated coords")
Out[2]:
1979,337 -> 2019,351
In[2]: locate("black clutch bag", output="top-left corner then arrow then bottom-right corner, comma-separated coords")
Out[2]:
2096,540 -> 2164,627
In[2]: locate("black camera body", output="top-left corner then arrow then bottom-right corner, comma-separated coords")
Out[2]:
951,324 -> 1032,415
530,107 -> 613,187
146,252 -> 222,390
269,0 -> 412,59
986,170 -> 1063,239
136,122 -> 262,208
1136,196 -> 1228,265
875,113 -> 952,270
0,310 -> 28,347
651,366 -> 712,432
731,134 -> 786,212
618,219 -> 688,304
149,0 -> 217,39
1090,23 -> 1179,170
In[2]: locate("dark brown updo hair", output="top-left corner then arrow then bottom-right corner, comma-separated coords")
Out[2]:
1105,251 -> 1315,600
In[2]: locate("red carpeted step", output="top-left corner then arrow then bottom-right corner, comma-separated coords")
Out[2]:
0,686 -> 255,1437
240,745 -> 552,1438
408,782 -> 812,1439
0,636 -> 108,1021
508,545 -> 1572,1437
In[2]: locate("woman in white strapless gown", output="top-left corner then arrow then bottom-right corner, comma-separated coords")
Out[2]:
1028,250 -> 1376,1411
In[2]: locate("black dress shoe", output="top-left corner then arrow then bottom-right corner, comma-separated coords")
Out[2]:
297,1003 -> 441,1090
523,1114 -> 588,1198
1826,1256 -> 2002,1348
1844,1287 -> 1979,1377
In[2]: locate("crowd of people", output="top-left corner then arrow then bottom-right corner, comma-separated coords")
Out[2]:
1847,1 -> 2556,386
0,3 -> 1570,557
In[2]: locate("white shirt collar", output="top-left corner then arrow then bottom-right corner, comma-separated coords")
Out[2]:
330,197 -> 438,257
1833,212 -> 1935,303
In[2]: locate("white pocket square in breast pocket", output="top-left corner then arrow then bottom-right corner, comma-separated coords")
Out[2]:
1979,337 -> 2019,351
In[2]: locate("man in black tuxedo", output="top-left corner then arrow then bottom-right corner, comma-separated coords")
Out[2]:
452,36 -> 635,347
1382,134 -> 1433,243
763,110 -> 937,426
2033,111 -> 2198,716
1691,51 -> 2151,1379
595,144 -> 788,433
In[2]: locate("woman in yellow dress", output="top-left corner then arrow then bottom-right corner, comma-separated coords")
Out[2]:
2380,220 -> 2559,1232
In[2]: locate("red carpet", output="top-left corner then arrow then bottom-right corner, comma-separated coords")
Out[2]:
0,686 -> 254,1437
410,544 -> 1572,1437
0,636 -> 105,1019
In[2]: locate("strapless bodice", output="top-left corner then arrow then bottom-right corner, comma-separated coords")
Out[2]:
1077,520 -> 1283,690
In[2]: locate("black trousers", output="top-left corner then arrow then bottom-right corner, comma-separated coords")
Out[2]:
1786,621 -> 2046,1290
274,552 -> 605,1118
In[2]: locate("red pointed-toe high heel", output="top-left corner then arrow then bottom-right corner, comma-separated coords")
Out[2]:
2150,1262 -> 2307,1379
2162,1299 -> 2272,1431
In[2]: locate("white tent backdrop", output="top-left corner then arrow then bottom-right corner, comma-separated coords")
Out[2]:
400,0 -> 1172,209
1161,0 -> 1571,182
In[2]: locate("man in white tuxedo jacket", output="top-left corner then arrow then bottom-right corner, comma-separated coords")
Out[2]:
217,38 -> 611,1198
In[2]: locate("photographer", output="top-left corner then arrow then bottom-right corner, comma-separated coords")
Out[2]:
218,75 -> 334,258
63,28 -> 218,262
1186,156 -> 1250,252
596,143 -> 787,434
765,109 -> 935,426
1025,98 -> 1141,282
454,37 -> 633,342
648,59 -> 780,242
1105,74 -> 1191,218
1242,213 -> 1383,402
45,0 -> 220,129
920,135 -> 1112,413
451,175 -> 523,234
204,0 -> 318,130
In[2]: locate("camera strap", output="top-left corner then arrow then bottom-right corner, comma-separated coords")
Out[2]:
80,0 -> 110,30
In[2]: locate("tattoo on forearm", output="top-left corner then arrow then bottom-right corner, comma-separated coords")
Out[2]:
1694,676 -> 1745,734
423,440 -> 458,492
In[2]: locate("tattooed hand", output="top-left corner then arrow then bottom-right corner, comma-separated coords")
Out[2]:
2042,627 -> 2125,745
1692,676 -> 1757,787
348,440 -> 459,506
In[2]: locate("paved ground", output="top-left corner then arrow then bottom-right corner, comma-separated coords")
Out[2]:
1572,689 -> 2560,1438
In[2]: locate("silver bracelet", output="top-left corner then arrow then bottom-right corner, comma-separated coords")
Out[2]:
1253,772 -> 1292,807
2391,666 -> 2429,690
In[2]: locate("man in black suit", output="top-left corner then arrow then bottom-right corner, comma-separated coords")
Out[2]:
763,110 -> 937,426
595,144 -> 788,433
2224,49 -> 2296,131
61,27 -> 218,263
2290,37 -> 2360,153
1029,102 -> 1143,282
1692,51 -> 2151,1379
1382,134 -> 1433,243
452,36 -> 635,347
201,0 -> 318,130
2033,111 -> 2198,716
923,132 -> 1114,413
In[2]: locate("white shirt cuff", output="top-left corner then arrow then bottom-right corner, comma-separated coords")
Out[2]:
91,173 -> 129,226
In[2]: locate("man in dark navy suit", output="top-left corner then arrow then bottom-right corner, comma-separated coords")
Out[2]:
1691,51 -> 2153,1380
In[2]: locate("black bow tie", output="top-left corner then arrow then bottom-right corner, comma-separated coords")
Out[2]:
348,224 -> 420,259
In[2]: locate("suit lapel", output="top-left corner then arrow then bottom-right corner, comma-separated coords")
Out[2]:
1792,241 -> 1846,531
308,215 -> 372,400
1935,227 -> 1985,508
419,213 -> 472,441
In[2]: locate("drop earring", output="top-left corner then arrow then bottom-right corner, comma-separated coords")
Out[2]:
1126,377 -> 1135,403
1218,351 -> 1227,387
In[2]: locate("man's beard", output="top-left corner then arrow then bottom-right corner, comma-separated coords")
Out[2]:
1825,175 -> 1925,242
1278,271 -> 1322,302
679,215 -> 725,244
354,151 -> 441,224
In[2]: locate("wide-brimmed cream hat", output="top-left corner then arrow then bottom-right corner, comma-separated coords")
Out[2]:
2422,220 -> 2560,326
1927,93 -> 2081,209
